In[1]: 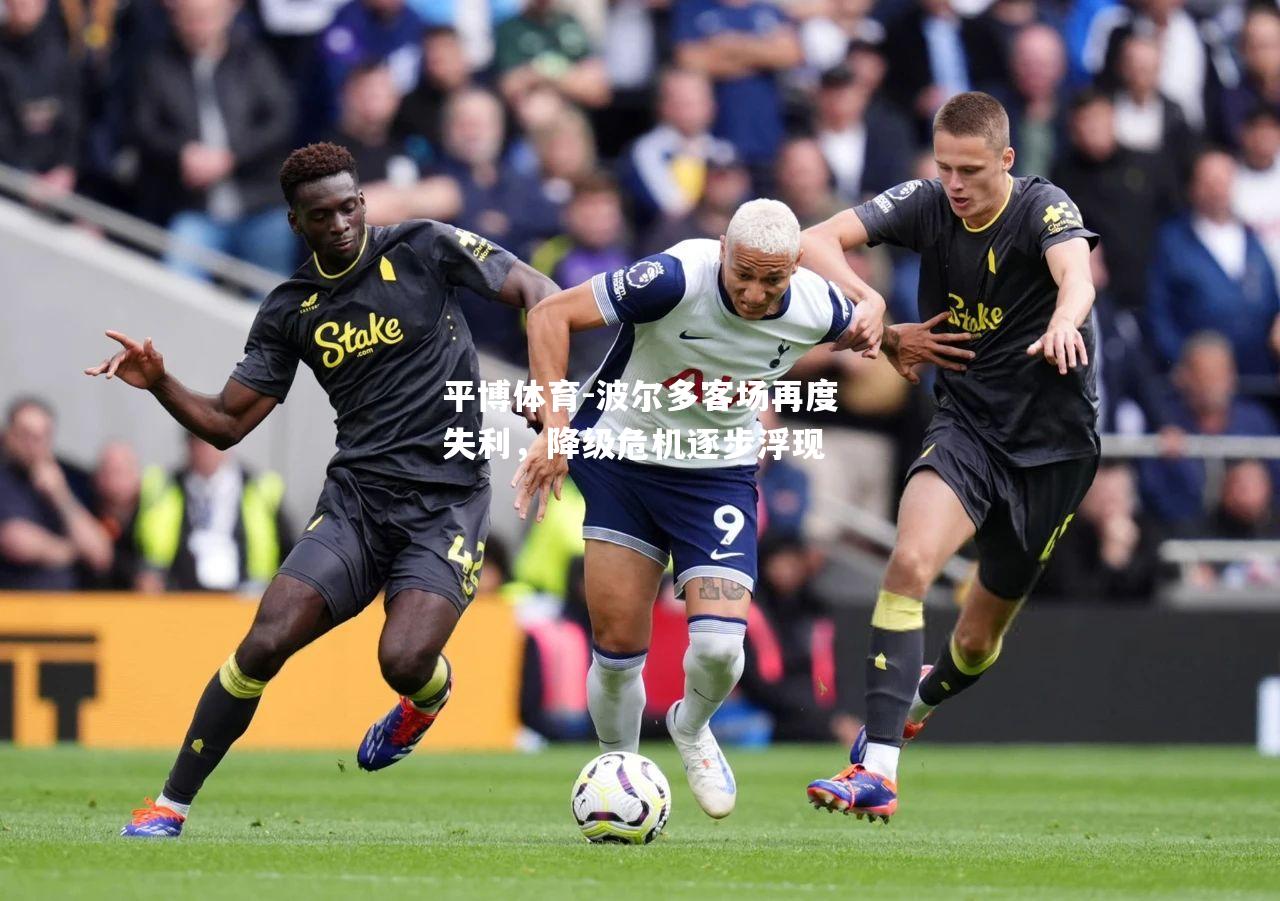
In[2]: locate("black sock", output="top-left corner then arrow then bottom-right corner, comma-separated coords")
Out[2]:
918,635 -> 1000,708
161,671 -> 262,805
864,626 -> 924,747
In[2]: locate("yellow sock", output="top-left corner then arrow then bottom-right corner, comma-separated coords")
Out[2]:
408,655 -> 451,712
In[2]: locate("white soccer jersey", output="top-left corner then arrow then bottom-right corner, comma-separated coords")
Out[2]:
569,239 -> 854,468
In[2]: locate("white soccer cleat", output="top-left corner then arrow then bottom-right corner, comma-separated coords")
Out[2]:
665,700 -> 737,819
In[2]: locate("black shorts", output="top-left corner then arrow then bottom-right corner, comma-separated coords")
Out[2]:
278,467 -> 490,623
907,411 -> 1098,600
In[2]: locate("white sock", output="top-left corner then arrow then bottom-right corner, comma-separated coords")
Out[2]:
674,616 -> 746,737
156,793 -> 191,817
863,742 -> 901,782
587,647 -> 647,753
907,687 -> 935,725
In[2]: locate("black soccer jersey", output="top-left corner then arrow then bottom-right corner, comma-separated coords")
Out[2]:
231,220 -> 516,486
855,176 -> 1101,467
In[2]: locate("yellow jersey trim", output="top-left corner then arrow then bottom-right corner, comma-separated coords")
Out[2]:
313,229 -> 368,280
961,176 -> 1014,234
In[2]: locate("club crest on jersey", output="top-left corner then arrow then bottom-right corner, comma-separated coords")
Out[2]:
626,259 -> 665,289
887,180 -> 922,201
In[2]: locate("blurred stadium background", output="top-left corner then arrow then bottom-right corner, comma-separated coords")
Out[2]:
2,0 -> 1280,767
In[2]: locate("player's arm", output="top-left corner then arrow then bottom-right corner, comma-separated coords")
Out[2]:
1028,237 -> 1096,375
494,259 -> 562,313
512,281 -> 604,522
800,210 -> 885,356
84,331 -> 279,449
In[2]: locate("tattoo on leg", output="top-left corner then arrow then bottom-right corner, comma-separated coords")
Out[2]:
697,581 -> 722,600
721,580 -> 747,601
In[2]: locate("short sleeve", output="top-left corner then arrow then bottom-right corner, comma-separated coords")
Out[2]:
820,283 -> 855,344
413,220 -> 518,300
1026,183 -> 1099,257
852,179 -> 944,253
590,254 -> 687,325
230,302 -> 300,401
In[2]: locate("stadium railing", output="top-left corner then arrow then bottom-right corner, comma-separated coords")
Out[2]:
0,161 -> 280,297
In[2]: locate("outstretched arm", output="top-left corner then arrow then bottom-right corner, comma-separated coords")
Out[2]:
512,281 -> 605,522
495,259 -> 562,313
85,331 -> 279,449
1028,238 -> 1096,375
800,211 -> 886,356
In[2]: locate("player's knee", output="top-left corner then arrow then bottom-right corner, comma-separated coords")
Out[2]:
379,646 -> 441,696
885,544 -> 941,597
686,618 -> 747,674
590,623 -> 647,658
236,626 -> 303,681
952,625 -> 999,667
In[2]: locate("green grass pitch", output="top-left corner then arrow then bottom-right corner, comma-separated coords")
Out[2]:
2,744 -> 1279,899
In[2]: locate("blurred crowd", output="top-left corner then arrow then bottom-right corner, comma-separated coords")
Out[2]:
3,0 -> 1280,741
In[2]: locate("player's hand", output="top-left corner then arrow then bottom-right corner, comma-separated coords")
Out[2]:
511,432 -> 567,523
885,311 -> 974,384
84,330 -> 166,389
1027,316 -> 1088,375
832,289 -> 886,357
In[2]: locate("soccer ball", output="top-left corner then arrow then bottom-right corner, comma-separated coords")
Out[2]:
570,751 -> 671,844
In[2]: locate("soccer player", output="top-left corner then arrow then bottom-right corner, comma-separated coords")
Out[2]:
801,91 -> 1100,821
84,143 -> 559,837
512,199 -> 886,818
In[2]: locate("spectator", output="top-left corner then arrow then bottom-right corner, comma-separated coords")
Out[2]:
1212,5 -> 1280,149
1138,332 -> 1280,529
881,0 -> 1007,140
1088,0 -> 1228,132
133,0 -> 297,279
641,143 -> 751,254
999,24 -> 1068,177
621,67 -> 733,228
1232,107 -> 1280,278
773,136 -> 843,228
530,173 -> 627,382
392,25 -> 473,166
431,86 -> 559,363
325,62 -> 459,224
1111,34 -> 1196,181
254,0 -> 347,87
793,0 -> 887,75
1207,461 -> 1280,589
88,440 -> 143,590
134,434 -> 292,594
317,0 -> 424,128
0,398 -> 112,590
757,409 -> 812,539
529,103 -> 598,212
494,0 -> 610,110
434,86 -> 558,256
673,0 -> 803,176
1147,150 -> 1280,379
1052,89 -> 1180,312
813,65 -> 913,204
1091,248 -> 1166,435
0,0 -> 80,196
1037,463 -> 1161,603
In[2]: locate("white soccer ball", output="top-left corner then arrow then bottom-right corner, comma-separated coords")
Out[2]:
570,751 -> 672,844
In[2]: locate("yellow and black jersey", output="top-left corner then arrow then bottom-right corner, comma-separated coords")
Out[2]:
855,176 -> 1101,468
231,221 -> 516,487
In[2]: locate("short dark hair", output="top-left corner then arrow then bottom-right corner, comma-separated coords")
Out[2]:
6,395 -> 54,425
933,91 -> 1010,150
1068,87 -> 1112,115
570,170 -> 620,200
279,142 -> 359,206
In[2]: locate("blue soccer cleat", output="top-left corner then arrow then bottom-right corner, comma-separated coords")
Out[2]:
357,691 -> 450,772
806,764 -> 898,822
120,798 -> 185,837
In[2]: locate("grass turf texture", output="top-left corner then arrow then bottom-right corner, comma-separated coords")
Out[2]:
2,745 -> 1278,899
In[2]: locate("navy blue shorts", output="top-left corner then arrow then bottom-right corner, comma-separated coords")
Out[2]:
568,455 -> 759,599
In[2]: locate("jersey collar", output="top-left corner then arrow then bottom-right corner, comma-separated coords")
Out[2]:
717,269 -> 792,321
312,228 -> 369,280
960,175 -> 1015,234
